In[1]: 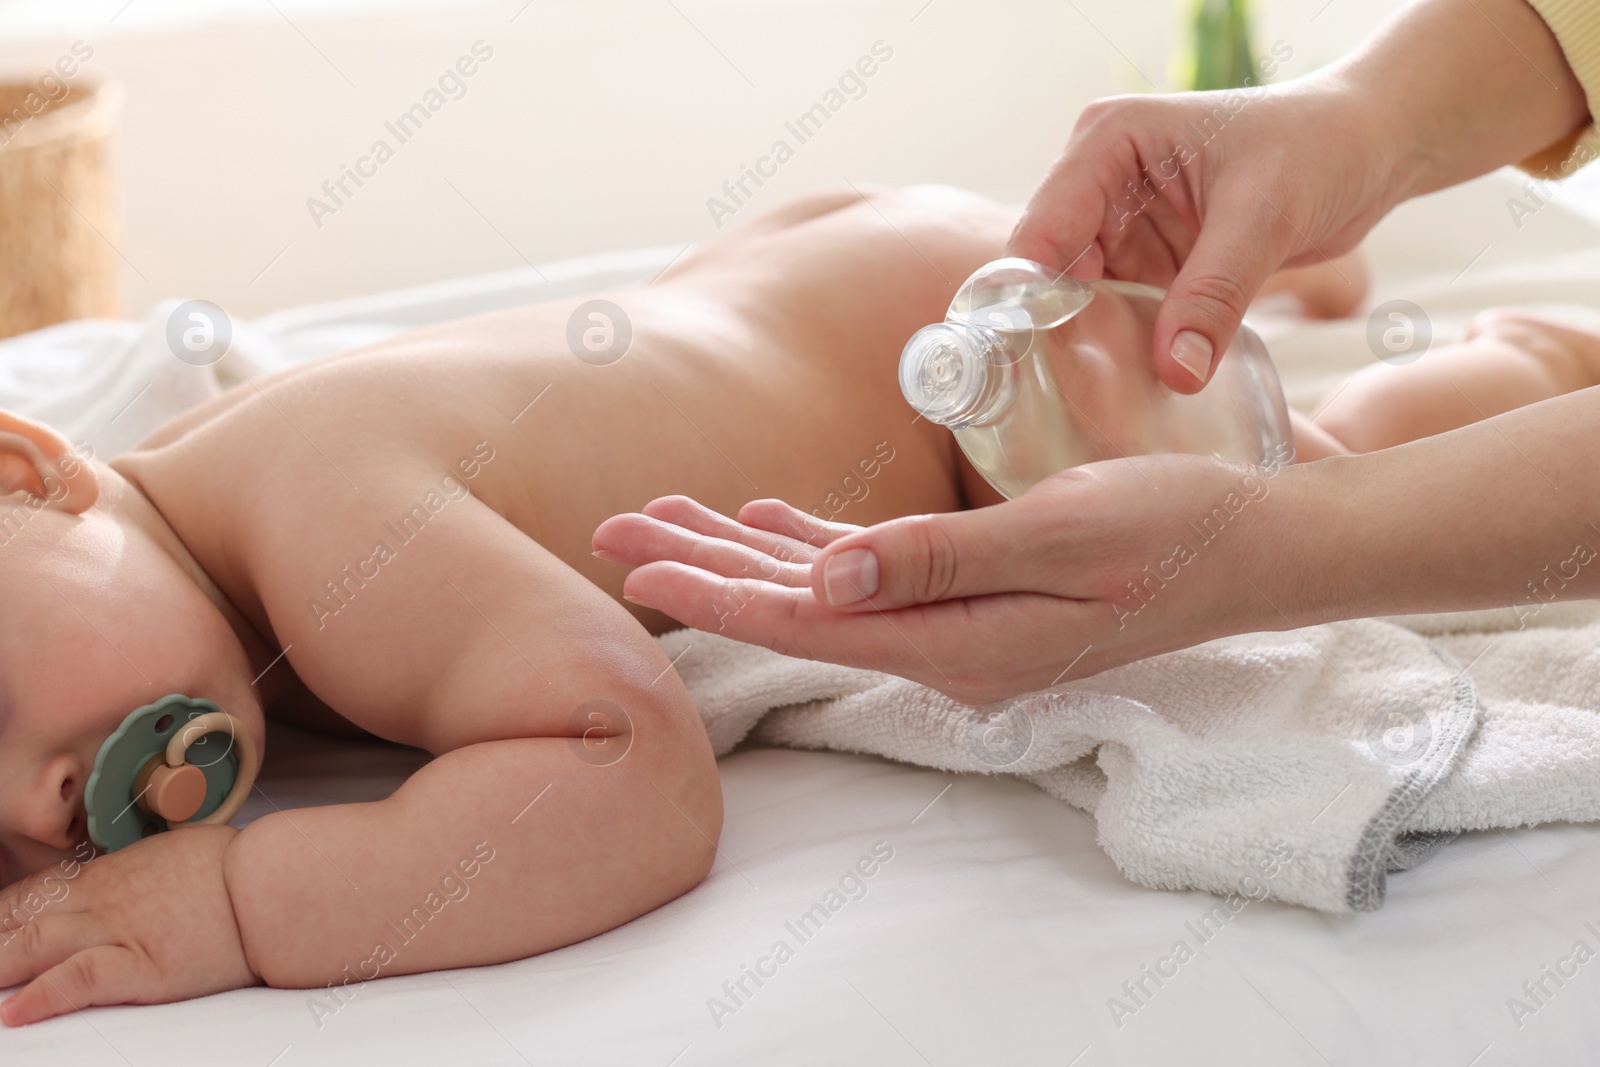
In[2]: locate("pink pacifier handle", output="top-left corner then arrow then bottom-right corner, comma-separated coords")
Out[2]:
164,711 -> 260,827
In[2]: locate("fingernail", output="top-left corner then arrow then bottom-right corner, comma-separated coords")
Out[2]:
622,593 -> 646,605
1170,330 -> 1214,382
592,549 -> 625,563
823,548 -> 878,607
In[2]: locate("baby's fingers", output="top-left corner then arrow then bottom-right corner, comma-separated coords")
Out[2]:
1,944 -> 141,1026
0,913 -> 99,992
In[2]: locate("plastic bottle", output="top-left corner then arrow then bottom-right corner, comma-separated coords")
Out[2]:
899,258 -> 1293,499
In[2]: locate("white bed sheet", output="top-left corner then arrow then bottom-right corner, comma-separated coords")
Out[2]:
12,731 -> 1600,1066
5,171 -> 1600,1066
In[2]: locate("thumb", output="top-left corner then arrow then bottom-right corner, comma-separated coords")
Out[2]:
1005,147 -> 1115,278
1153,192 -> 1287,394
811,503 -> 1033,611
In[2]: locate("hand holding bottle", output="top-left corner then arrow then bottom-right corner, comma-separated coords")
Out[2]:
1006,0 -> 1588,393
899,258 -> 1293,497
596,0 -> 1593,702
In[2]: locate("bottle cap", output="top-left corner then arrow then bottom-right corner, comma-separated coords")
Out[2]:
900,322 -> 1010,427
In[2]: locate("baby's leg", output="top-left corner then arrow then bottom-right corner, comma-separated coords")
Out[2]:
1294,309 -> 1600,459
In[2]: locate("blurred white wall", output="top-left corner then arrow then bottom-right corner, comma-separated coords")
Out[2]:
0,0 -> 1407,318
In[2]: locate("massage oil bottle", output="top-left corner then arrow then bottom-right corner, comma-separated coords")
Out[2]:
898,258 -> 1293,499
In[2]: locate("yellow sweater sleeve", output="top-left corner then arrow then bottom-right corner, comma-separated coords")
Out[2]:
1520,0 -> 1600,176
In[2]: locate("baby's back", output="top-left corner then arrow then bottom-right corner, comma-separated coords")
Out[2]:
116,185 -> 1011,650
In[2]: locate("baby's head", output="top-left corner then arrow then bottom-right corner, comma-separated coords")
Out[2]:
0,410 -> 265,884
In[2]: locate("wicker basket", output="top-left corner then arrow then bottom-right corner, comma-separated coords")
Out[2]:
0,79 -> 123,339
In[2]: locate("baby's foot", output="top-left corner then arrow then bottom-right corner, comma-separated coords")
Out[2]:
1252,247 -> 1371,321
1463,308 -> 1600,392
1308,305 -> 1600,457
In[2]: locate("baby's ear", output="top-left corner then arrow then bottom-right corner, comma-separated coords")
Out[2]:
0,411 -> 98,514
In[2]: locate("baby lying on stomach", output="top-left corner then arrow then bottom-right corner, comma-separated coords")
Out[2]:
1,184 -> 1595,1024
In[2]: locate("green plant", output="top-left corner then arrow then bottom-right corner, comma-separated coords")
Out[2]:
1179,0 -> 1257,91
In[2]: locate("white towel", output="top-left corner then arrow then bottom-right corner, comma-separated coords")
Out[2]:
657,597 -> 1600,912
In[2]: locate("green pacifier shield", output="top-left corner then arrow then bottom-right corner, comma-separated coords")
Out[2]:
85,695 -> 239,852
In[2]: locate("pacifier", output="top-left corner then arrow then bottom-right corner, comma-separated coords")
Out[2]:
84,694 -> 261,852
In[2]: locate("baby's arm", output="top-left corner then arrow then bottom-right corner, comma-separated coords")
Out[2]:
223,512 -> 721,987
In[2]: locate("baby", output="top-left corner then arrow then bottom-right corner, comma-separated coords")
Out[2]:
0,184 -> 1595,1024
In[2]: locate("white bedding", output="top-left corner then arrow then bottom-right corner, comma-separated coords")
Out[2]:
5,171 -> 1600,1065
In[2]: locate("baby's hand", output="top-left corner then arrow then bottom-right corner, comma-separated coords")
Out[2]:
0,825 -> 259,1026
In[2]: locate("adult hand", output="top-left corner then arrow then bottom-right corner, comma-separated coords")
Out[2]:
594,454 -> 1298,705
1007,84 -> 1399,393
602,383 -> 1600,703
1007,0 -> 1588,394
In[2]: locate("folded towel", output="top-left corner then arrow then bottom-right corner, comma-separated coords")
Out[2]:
659,598 -> 1600,912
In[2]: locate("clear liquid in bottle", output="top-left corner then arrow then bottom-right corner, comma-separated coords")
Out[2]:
899,258 -> 1293,499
